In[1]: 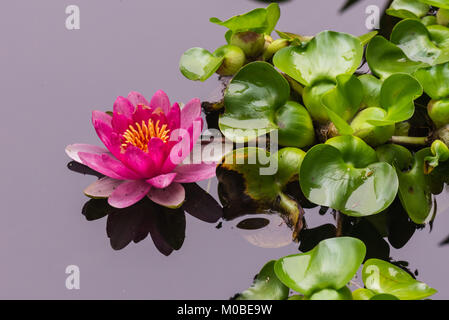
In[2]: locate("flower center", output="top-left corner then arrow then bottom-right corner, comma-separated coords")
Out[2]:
121,119 -> 170,152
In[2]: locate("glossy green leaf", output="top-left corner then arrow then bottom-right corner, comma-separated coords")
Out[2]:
376,144 -> 413,171
308,286 -> 353,300
359,31 -> 378,46
274,237 -> 366,296
359,74 -> 382,109
391,19 -> 449,65
366,36 -> 428,79
414,62 -> 449,100
220,62 -> 315,147
419,0 -> 449,9
424,140 -> 449,173
352,288 -> 376,300
210,3 -> 280,35
363,258 -> 437,300
321,74 -> 363,122
237,260 -> 289,300
351,108 -> 395,146
276,30 -> 313,43
397,148 -> 433,224
299,136 -> 399,217
370,293 -> 400,300
386,0 -> 430,19
371,73 -> 423,125
179,48 -> 223,81
273,31 -> 363,86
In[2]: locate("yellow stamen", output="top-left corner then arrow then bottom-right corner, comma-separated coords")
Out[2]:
121,119 -> 170,152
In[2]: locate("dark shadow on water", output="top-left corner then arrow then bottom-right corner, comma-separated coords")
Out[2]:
70,161 -> 223,256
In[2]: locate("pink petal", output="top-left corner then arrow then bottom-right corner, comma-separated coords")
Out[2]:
113,96 -> 134,119
146,172 -> 177,188
100,153 -> 141,179
147,138 -> 168,170
84,177 -> 123,198
181,98 -> 201,129
150,90 -> 170,115
132,104 -> 154,125
122,146 -> 158,178
147,182 -> 185,208
187,116 -> 204,151
78,152 -> 140,180
127,91 -> 150,107
111,112 -> 132,134
166,103 -> 181,130
174,163 -> 217,183
65,144 -> 108,163
108,180 -> 151,208
92,116 -> 122,158
92,110 -> 112,126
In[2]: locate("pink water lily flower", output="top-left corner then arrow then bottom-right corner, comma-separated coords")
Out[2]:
66,90 -> 217,209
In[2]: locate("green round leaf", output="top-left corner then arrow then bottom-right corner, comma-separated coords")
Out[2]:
372,73 -> 423,125
376,144 -> 413,171
274,237 -> 366,296
179,47 -> 224,81
359,31 -> 379,46
363,258 -> 437,300
220,62 -> 315,147
351,107 -> 395,146
366,36 -> 428,79
391,19 -> 449,65
419,0 -> 449,9
210,3 -> 280,35
273,31 -> 363,86
386,0 -> 430,19
397,148 -> 434,224
370,293 -> 400,300
299,136 -> 399,217
237,260 -> 289,300
359,74 -> 382,109
352,288 -> 376,300
275,101 -> 315,147
414,62 -> 449,100
321,74 -> 363,122
308,286 -> 353,300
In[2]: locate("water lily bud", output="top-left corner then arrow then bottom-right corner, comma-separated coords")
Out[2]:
350,108 -> 395,147
437,8 -> 449,27
428,99 -> 449,128
303,81 -> 336,123
213,45 -> 246,76
422,15 -> 437,26
230,31 -> 265,58
263,39 -> 290,61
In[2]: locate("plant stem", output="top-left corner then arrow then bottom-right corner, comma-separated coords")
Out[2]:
336,211 -> 343,237
277,192 -> 304,241
390,136 -> 428,145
